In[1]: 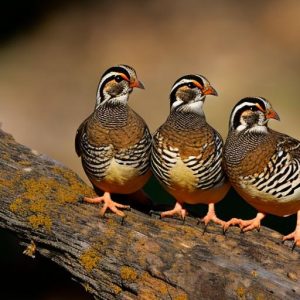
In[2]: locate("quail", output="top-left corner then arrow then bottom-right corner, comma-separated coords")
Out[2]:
223,96 -> 300,247
151,74 -> 230,226
75,65 -> 152,217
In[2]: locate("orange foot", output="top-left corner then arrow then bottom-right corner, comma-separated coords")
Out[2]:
223,212 -> 266,233
282,210 -> 300,249
84,192 -> 130,217
200,203 -> 225,229
161,202 -> 187,220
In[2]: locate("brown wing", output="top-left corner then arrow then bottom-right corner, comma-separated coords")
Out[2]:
75,115 -> 91,157
274,130 -> 300,160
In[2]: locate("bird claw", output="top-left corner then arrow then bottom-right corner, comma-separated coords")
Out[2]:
78,195 -> 85,203
149,210 -> 162,219
223,218 -> 242,233
239,219 -> 261,232
282,230 -> 300,251
121,215 -> 127,226
83,192 -> 130,218
152,202 -> 187,221
198,204 -> 225,234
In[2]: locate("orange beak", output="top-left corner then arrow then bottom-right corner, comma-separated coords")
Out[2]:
202,85 -> 218,96
129,79 -> 145,89
266,108 -> 280,121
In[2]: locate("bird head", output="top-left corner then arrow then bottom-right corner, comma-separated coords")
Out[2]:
169,74 -> 217,114
229,96 -> 280,133
95,64 -> 144,108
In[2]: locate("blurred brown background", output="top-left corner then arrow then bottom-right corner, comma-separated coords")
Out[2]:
1,0 -> 300,182
1,0 -> 300,299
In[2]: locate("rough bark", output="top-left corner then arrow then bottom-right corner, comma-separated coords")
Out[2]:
0,128 -> 299,300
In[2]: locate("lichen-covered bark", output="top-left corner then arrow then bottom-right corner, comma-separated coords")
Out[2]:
0,128 -> 299,300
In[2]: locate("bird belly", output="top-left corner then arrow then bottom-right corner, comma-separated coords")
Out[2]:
168,159 -> 197,193
235,182 -> 300,217
91,158 -> 151,194
167,159 -> 230,205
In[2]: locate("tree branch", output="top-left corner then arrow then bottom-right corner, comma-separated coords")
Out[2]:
0,129 -> 299,299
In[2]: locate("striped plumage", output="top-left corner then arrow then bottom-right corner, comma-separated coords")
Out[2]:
75,65 -> 151,217
151,74 -> 230,225
224,97 -> 300,247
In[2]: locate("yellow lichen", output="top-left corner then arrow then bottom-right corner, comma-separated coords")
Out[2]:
28,214 -> 52,231
29,198 -> 47,213
110,283 -> 122,295
23,240 -> 37,258
139,272 -> 170,296
255,293 -> 265,300
138,271 -> 188,299
174,294 -> 189,300
120,266 -> 138,281
139,291 -> 158,300
80,248 -> 100,272
51,167 -> 94,203
19,160 -> 32,166
22,177 -> 56,200
251,270 -> 258,278
9,198 -> 24,213
236,286 -> 246,299
82,282 -> 94,293
0,177 -> 16,188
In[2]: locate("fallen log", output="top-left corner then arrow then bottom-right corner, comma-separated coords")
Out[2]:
0,129 -> 299,299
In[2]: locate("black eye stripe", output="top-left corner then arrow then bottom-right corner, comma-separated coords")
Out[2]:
170,82 -> 197,107
101,66 -> 131,82
98,75 -> 118,99
232,105 -> 261,129
187,82 -> 196,88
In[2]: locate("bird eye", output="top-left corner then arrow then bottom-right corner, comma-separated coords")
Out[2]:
115,75 -> 123,83
187,82 -> 195,88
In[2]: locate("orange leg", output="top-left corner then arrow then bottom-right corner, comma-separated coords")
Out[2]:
223,212 -> 266,232
283,210 -> 300,249
201,203 -> 225,227
161,202 -> 187,220
84,192 -> 130,217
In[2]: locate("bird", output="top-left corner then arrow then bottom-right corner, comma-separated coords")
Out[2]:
75,65 -> 152,217
223,96 -> 300,248
151,74 -> 230,227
